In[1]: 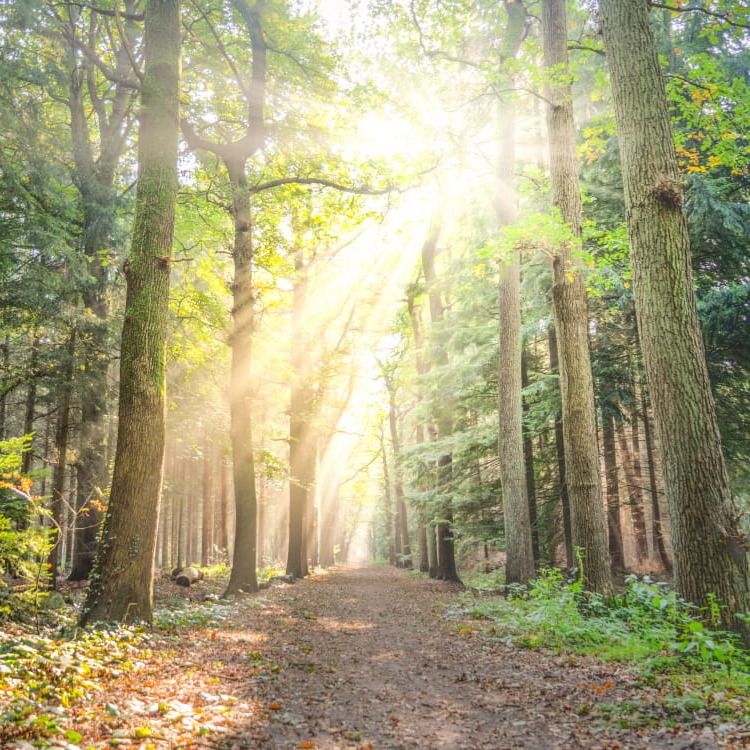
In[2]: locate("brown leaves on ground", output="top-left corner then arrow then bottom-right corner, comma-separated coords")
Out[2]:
3,565 -> 748,749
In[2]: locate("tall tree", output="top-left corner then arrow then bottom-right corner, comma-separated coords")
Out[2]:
287,245 -> 313,579
46,0 -> 142,581
599,0 -> 750,633
420,217 -> 460,582
181,0 -> 269,595
80,0 -> 180,624
496,0 -> 536,586
542,0 -> 611,593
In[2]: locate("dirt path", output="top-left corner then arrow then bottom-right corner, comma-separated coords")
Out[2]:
202,565 -> 729,750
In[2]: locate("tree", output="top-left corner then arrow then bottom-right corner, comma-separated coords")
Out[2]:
420,217 -> 460,582
180,0 -> 270,595
598,0 -> 750,634
496,0 -> 536,586
287,244 -> 314,579
80,0 -> 180,625
542,0 -> 611,594
61,0 -> 140,582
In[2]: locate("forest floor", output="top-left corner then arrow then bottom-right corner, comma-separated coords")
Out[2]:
5,564 -> 750,749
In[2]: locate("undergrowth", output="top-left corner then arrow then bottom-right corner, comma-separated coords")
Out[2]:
0,625 -> 147,747
450,567 -> 750,723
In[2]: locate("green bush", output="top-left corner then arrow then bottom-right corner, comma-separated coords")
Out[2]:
0,436 -> 52,622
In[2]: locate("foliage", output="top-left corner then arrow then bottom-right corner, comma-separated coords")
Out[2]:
0,625 -> 145,747
450,570 -> 750,676
0,436 -> 52,622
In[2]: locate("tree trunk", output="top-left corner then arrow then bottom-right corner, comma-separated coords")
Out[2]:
257,470 -> 266,565
641,383 -> 672,572
67,0 -> 139,583
380,428 -> 396,566
495,0 -> 535,587
602,411 -> 625,572
616,419 -> 649,563
21,340 -> 38,476
80,0 -> 180,625
543,0 -> 611,594
421,219 -> 460,583
629,399 -> 651,561
548,326 -> 573,567
418,524 -> 429,573
319,476 -> 338,568
48,332 -> 76,586
220,455 -> 230,560
521,352 -> 540,565
286,249 -> 313,580
201,441 -> 214,566
407,289 -> 430,574
599,0 -> 749,634
384,368 -> 411,568
224,162 -> 259,596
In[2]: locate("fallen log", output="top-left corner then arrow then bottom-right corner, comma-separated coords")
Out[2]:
172,566 -> 204,587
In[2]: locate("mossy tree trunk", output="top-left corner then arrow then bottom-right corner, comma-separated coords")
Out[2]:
66,0 -> 139,582
599,0 -> 749,635
80,0 -> 180,625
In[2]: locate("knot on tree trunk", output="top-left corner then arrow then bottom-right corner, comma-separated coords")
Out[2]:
651,176 -> 684,208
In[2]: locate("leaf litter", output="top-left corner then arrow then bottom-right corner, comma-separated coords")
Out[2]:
1,564 -> 748,749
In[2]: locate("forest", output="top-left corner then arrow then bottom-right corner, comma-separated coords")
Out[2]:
1,0 -> 750,747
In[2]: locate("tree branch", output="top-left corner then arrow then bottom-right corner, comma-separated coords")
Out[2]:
247,176 -> 406,196
187,0 -> 250,99
47,1 -> 145,22
648,1 -> 750,30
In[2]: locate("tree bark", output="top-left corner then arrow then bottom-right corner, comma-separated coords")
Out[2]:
599,0 -> 749,634
80,0 -> 180,625
543,0 -> 611,593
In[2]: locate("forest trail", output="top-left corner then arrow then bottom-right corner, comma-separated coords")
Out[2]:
25,565 -> 742,750
196,565 -> 726,750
